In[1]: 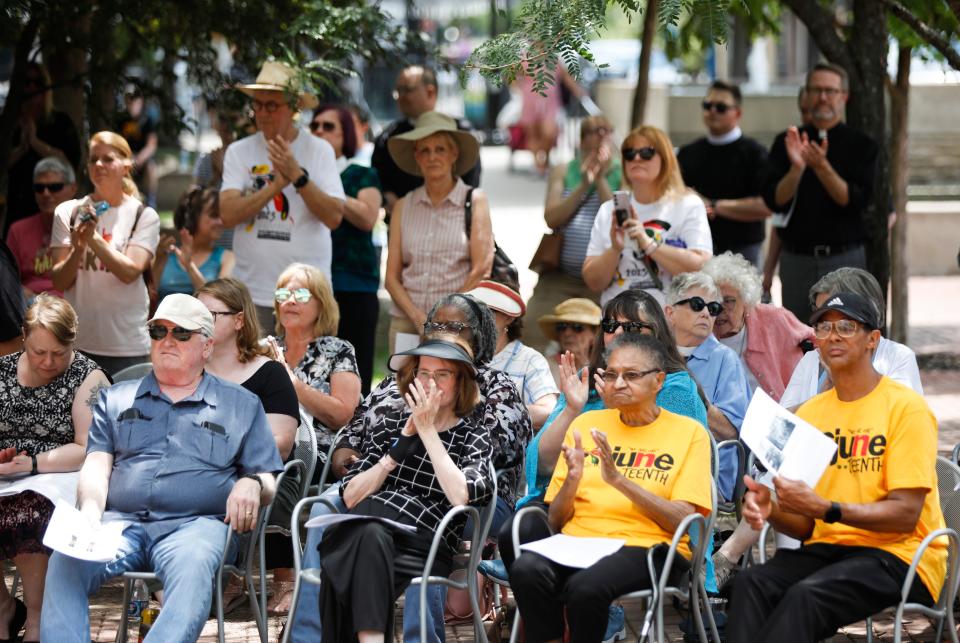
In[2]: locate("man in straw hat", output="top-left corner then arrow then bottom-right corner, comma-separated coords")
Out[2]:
372,65 -> 481,217
538,297 -> 602,386
220,61 -> 346,330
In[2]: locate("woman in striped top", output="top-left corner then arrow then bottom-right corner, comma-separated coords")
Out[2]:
524,115 -> 620,353
384,111 -> 493,353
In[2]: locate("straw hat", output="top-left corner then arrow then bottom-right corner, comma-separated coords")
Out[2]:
237,61 -> 318,110
537,298 -> 602,341
387,111 -> 480,177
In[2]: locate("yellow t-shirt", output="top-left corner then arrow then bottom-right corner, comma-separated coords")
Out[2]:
544,408 -> 713,559
800,376 -> 947,601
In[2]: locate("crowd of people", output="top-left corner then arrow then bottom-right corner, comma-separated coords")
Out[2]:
0,55 -> 948,643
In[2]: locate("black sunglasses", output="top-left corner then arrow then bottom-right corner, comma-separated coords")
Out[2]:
675,296 -> 723,317
423,321 -> 471,335
702,101 -> 734,114
622,146 -> 657,162
33,182 -> 65,194
555,322 -> 588,333
309,120 -> 337,133
601,319 -> 654,334
148,325 -> 203,342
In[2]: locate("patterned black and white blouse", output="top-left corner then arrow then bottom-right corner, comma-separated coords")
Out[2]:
0,351 -> 101,454
280,335 -> 359,462
337,366 -> 533,507
340,407 -> 492,553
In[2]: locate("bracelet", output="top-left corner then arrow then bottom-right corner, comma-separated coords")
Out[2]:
30,454 -> 38,475
643,241 -> 659,257
242,473 -> 263,491
379,455 -> 398,473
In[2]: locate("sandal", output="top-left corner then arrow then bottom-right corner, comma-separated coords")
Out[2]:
266,581 -> 295,616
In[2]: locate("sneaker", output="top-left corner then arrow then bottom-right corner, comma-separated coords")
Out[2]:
603,603 -> 626,643
712,551 -> 737,590
478,559 -> 509,584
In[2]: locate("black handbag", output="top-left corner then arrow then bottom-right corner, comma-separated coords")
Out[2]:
464,188 -> 519,286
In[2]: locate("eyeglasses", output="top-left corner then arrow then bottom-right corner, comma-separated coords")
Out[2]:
813,319 -> 860,339
33,182 -> 66,194
423,321 -> 471,335
582,126 -> 610,137
415,368 -> 455,384
675,297 -> 723,317
251,99 -> 285,113
806,86 -> 843,98
702,101 -> 734,114
148,325 -> 202,342
622,146 -> 657,162
601,319 -> 654,334
310,120 -> 337,133
600,368 -> 660,385
275,288 -> 312,304
392,84 -> 423,100
209,310 -> 239,322
555,322 -> 588,333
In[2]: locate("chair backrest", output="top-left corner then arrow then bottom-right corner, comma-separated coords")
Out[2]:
951,444 -> 960,467
293,415 -> 318,497
934,456 -> 960,608
112,362 -> 153,382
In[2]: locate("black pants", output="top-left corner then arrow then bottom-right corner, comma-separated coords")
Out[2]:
511,545 -> 674,643
334,290 -> 379,395
727,543 -> 934,643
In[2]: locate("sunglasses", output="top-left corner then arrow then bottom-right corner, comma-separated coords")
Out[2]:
813,319 -> 860,339
702,101 -> 734,114
423,321 -> 471,335
600,368 -> 660,384
148,325 -> 202,342
310,120 -> 337,133
33,182 -> 65,194
251,99 -> 285,114
555,322 -> 588,333
274,288 -> 312,304
675,296 -> 724,317
582,126 -> 611,137
601,319 -> 654,334
622,146 -> 657,162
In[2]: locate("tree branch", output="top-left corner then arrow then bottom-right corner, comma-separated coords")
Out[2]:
947,0 -> 960,25
780,0 -> 853,71
880,0 -> 960,72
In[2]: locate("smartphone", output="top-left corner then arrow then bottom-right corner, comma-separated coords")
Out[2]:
613,191 -> 631,226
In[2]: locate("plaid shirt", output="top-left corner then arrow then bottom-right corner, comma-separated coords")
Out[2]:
337,367 -> 533,507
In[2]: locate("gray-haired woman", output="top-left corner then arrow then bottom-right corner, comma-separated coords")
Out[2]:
702,251 -> 814,401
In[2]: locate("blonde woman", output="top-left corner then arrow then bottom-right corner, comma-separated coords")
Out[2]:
50,131 -> 160,375
268,262 -> 361,614
582,125 -> 712,307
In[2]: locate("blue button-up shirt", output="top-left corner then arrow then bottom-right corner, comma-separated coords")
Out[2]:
87,371 -> 283,540
686,334 -> 752,500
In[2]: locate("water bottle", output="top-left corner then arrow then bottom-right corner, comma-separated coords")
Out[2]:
127,579 -> 149,636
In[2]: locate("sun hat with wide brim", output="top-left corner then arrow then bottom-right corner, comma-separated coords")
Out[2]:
466,280 -> 525,318
237,61 -> 319,111
538,298 -> 602,342
387,111 -> 480,177
388,338 -> 477,376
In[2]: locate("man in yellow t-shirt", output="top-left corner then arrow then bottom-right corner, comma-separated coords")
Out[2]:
728,293 -> 946,643
510,333 -> 713,642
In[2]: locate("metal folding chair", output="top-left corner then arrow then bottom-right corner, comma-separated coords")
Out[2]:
111,362 -> 153,382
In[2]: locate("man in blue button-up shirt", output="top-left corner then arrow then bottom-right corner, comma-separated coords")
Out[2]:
665,272 -> 752,502
41,294 -> 283,642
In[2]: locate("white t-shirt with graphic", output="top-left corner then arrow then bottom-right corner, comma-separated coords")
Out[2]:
51,195 -> 160,356
585,191 -> 712,306
221,129 -> 346,306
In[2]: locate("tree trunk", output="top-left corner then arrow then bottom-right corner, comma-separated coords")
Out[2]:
0,16 -> 41,232
631,0 -> 659,127
888,46 -> 911,344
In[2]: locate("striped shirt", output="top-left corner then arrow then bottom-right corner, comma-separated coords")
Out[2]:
558,188 -> 602,278
392,179 -> 472,317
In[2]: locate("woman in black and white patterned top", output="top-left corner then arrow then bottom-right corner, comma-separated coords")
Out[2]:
319,338 -> 492,642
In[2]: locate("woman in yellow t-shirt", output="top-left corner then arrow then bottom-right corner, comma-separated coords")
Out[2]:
510,332 -> 713,642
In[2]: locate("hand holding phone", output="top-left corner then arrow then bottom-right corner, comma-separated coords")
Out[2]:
613,191 -> 631,226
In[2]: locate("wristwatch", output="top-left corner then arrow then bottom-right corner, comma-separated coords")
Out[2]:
293,167 -> 310,190
824,501 -> 842,523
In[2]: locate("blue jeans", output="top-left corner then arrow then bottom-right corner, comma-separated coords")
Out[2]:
288,483 -> 345,643
41,517 -> 230,643
401,496 -> 514,643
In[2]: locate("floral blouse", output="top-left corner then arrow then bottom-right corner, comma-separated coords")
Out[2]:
337,366 -> 533,507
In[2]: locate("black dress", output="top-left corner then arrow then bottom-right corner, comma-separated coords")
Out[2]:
0,351 -> 100,557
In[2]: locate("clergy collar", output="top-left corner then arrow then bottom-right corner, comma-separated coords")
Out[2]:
706,126 -> 742,146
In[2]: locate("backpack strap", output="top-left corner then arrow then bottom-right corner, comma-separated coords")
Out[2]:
463,188 -> 474,240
